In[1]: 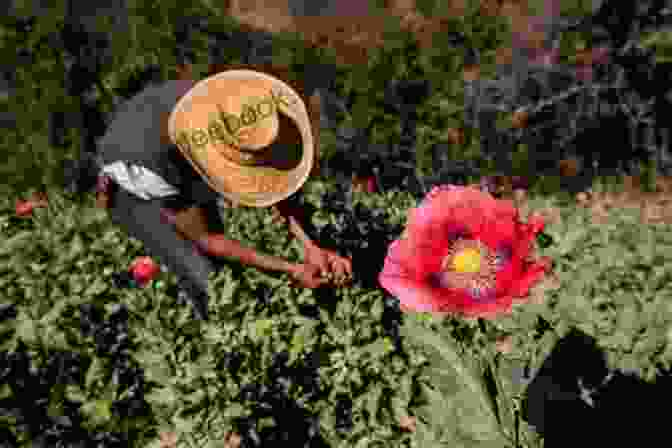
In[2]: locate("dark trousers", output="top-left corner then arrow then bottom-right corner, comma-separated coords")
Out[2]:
108,185 -> 225,320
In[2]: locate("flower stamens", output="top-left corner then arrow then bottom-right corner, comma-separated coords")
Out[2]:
437,239 -> 498,302
452,248 -> 482,273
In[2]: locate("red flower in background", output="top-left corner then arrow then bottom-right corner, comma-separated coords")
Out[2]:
379,185 -> 551,319
15,200 -> 35,217
15,192 -> 48,217
129,256 -> 160,286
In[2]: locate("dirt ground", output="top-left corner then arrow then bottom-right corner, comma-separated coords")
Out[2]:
224,0 -> 487,66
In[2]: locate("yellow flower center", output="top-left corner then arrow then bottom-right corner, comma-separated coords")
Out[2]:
452,248 -> 482,273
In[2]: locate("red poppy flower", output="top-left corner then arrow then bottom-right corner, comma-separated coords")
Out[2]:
378,185 -> 551,318
15,200 -> 35,217
15,192 -> 48,217
129,256 -> 160,286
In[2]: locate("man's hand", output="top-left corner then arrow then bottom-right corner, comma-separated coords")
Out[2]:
289,263 -> 330,289
304,243 -> 353,285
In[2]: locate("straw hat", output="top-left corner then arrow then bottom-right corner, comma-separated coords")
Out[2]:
168,69 -> 314,207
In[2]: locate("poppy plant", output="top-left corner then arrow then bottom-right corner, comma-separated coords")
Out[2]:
379,184 -> 551,318
129,256 -> 160,286
14,192 -> 48,218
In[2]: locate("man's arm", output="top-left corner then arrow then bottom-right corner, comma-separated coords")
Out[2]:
168,206 -> 295,274
195,234 -> 296,274
165,205 -> 328,288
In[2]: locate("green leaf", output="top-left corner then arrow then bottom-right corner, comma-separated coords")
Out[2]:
354,435 -> 375,448
413,418 -> 444,448
401,316 -> 509,446
0,230 -> 33,256
39,296 -> 70,326
172,414 -> 197,437
137,350 -> 173,385
361,337 -> 394,361
365,384 -> 383,427
289,319 -> 318,364
80,399 -> 113,427
83,278 -> 108,297
14,313 -> 38,346
145,386 -> 179,408
248,318 -> 273,344
41,325 -> 68,351
65,384 -> 87,403
85,357 -> 106,391
0,383 -> 12,400
497,357 -> 529,398
222,402 -> 246,420
64,234 -> 86,261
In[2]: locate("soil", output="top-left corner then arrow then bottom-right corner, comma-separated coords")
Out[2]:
225,0 -> 474,66
507,175 -> 672,227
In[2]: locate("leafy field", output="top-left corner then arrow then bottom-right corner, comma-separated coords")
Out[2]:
3,176 -> 672,447
4,0 -> 672,446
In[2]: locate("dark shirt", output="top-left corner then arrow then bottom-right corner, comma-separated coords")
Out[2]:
97,79 -> 219,209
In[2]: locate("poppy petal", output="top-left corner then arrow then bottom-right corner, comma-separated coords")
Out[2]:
508,258 -> 551,298
526,213 -> 546,234
383,239 -> 444,280
379,272 -> 444,312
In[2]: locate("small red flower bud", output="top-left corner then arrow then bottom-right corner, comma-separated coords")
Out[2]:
130,256 -> 160,286
15,200 -> 34,217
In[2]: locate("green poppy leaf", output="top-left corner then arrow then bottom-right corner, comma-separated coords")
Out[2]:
65,385 -> 87,403
14,313 -> 38,346
80,399 -> 113,427
0,230 -> 33,256
85,357 -> 106,391
401,317 -> 509,445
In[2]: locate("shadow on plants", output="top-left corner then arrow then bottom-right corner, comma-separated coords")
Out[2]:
301,187 -> 404,290
521,327 -> 672,448
232,354 -> 330,448
112,65 -> 164,100
0,340 -> 136,448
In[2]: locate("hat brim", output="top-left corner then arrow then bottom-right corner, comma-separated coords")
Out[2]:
168,70 -> 314,208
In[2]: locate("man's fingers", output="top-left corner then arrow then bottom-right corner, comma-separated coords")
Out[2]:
331,261 -> 347,279
318,258 -> 330,275
344,258 -> 353,277
308,262 -> 326,277
310,276 -> 329,288
329,261 -> 354,287
331,257 -> 353,278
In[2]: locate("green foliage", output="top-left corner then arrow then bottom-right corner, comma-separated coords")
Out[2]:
130,185 -> 429,446
0,185 -> 419,446
402,314 -> 510,447
6,3 -> 672,447
640,29 -> 672,63
492,193 -> 672,383
6,164 -> 672,446
0,0 -> 510,195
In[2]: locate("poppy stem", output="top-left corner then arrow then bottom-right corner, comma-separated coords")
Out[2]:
479,317 -> 530,446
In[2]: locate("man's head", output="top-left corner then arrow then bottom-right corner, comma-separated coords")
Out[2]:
208,63 -> 322,175
168,69 -> 316,208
